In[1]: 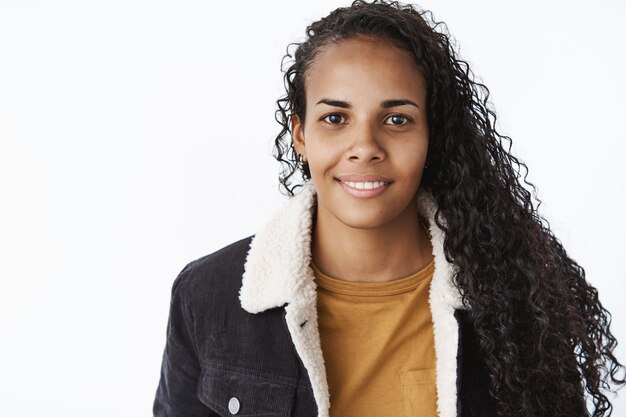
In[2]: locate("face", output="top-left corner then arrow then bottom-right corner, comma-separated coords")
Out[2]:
292,35 -> 429,230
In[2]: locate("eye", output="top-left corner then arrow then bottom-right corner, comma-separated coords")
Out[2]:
320,113 -> 412,126
320,113 -> 345,125
384,114 -> 411,126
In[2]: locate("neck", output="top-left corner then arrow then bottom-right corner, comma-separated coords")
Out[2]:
311,198 -> 433,283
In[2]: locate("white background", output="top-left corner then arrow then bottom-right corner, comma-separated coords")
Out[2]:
1,0 -> 624,415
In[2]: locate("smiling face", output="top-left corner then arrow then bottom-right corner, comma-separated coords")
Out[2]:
292,34 -> 429,230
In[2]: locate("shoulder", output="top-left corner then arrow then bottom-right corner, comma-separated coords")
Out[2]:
172,234 -> 255,305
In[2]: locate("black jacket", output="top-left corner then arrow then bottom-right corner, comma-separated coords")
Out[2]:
153,182 -> 497,417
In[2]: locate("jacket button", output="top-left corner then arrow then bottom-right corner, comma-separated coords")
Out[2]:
228,396 -> 240,414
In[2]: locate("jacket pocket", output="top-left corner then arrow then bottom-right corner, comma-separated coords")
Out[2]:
197,363 -> 297,416
401,368 -> 437,417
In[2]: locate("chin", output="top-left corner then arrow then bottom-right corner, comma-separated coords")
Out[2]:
334,209 -> 394,230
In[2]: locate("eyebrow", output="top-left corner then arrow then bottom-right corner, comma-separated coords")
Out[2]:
315,98 -> 420,109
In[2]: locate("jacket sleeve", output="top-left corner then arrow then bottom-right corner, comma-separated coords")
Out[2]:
153,265 -> 218,417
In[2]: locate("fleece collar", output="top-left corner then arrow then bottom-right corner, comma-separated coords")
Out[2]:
239,181 -> 467,417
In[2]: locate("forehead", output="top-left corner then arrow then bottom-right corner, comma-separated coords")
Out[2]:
304,36 -> 427,104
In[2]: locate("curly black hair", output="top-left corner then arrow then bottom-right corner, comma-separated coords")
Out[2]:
271,0 -> 626,416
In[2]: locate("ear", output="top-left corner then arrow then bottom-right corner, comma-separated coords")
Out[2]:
291,114 -> 307,161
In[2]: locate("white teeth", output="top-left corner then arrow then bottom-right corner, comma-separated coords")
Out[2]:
344,181 -> 385,189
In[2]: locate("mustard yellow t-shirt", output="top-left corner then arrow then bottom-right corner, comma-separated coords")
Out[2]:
312,259 -> 437,417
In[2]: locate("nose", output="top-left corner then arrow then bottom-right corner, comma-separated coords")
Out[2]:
347,120 -> 385,164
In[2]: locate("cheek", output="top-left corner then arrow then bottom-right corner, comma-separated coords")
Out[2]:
306,141 -> 342,167
395,145 -> 428,175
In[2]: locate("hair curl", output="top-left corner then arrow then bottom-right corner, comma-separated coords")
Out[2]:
272,0 -> 625,415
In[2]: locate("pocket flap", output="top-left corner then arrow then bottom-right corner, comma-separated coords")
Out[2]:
198,363 -> 297,416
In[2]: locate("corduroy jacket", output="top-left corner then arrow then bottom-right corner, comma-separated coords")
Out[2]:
153,181 -> 498,417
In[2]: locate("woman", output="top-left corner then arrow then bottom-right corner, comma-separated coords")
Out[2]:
153,1 -> 625,416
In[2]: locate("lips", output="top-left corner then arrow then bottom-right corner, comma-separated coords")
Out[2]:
335,174 -> 393,183
334,173 -> 394,199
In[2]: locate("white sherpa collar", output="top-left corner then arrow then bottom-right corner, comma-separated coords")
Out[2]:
239,181 -> 467,417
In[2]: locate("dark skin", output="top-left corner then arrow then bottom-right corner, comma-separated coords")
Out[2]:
291,34 -> 433,283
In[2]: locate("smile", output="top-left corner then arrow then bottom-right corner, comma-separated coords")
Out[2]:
336,179 -> 390,198
342,181 -> 386,189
